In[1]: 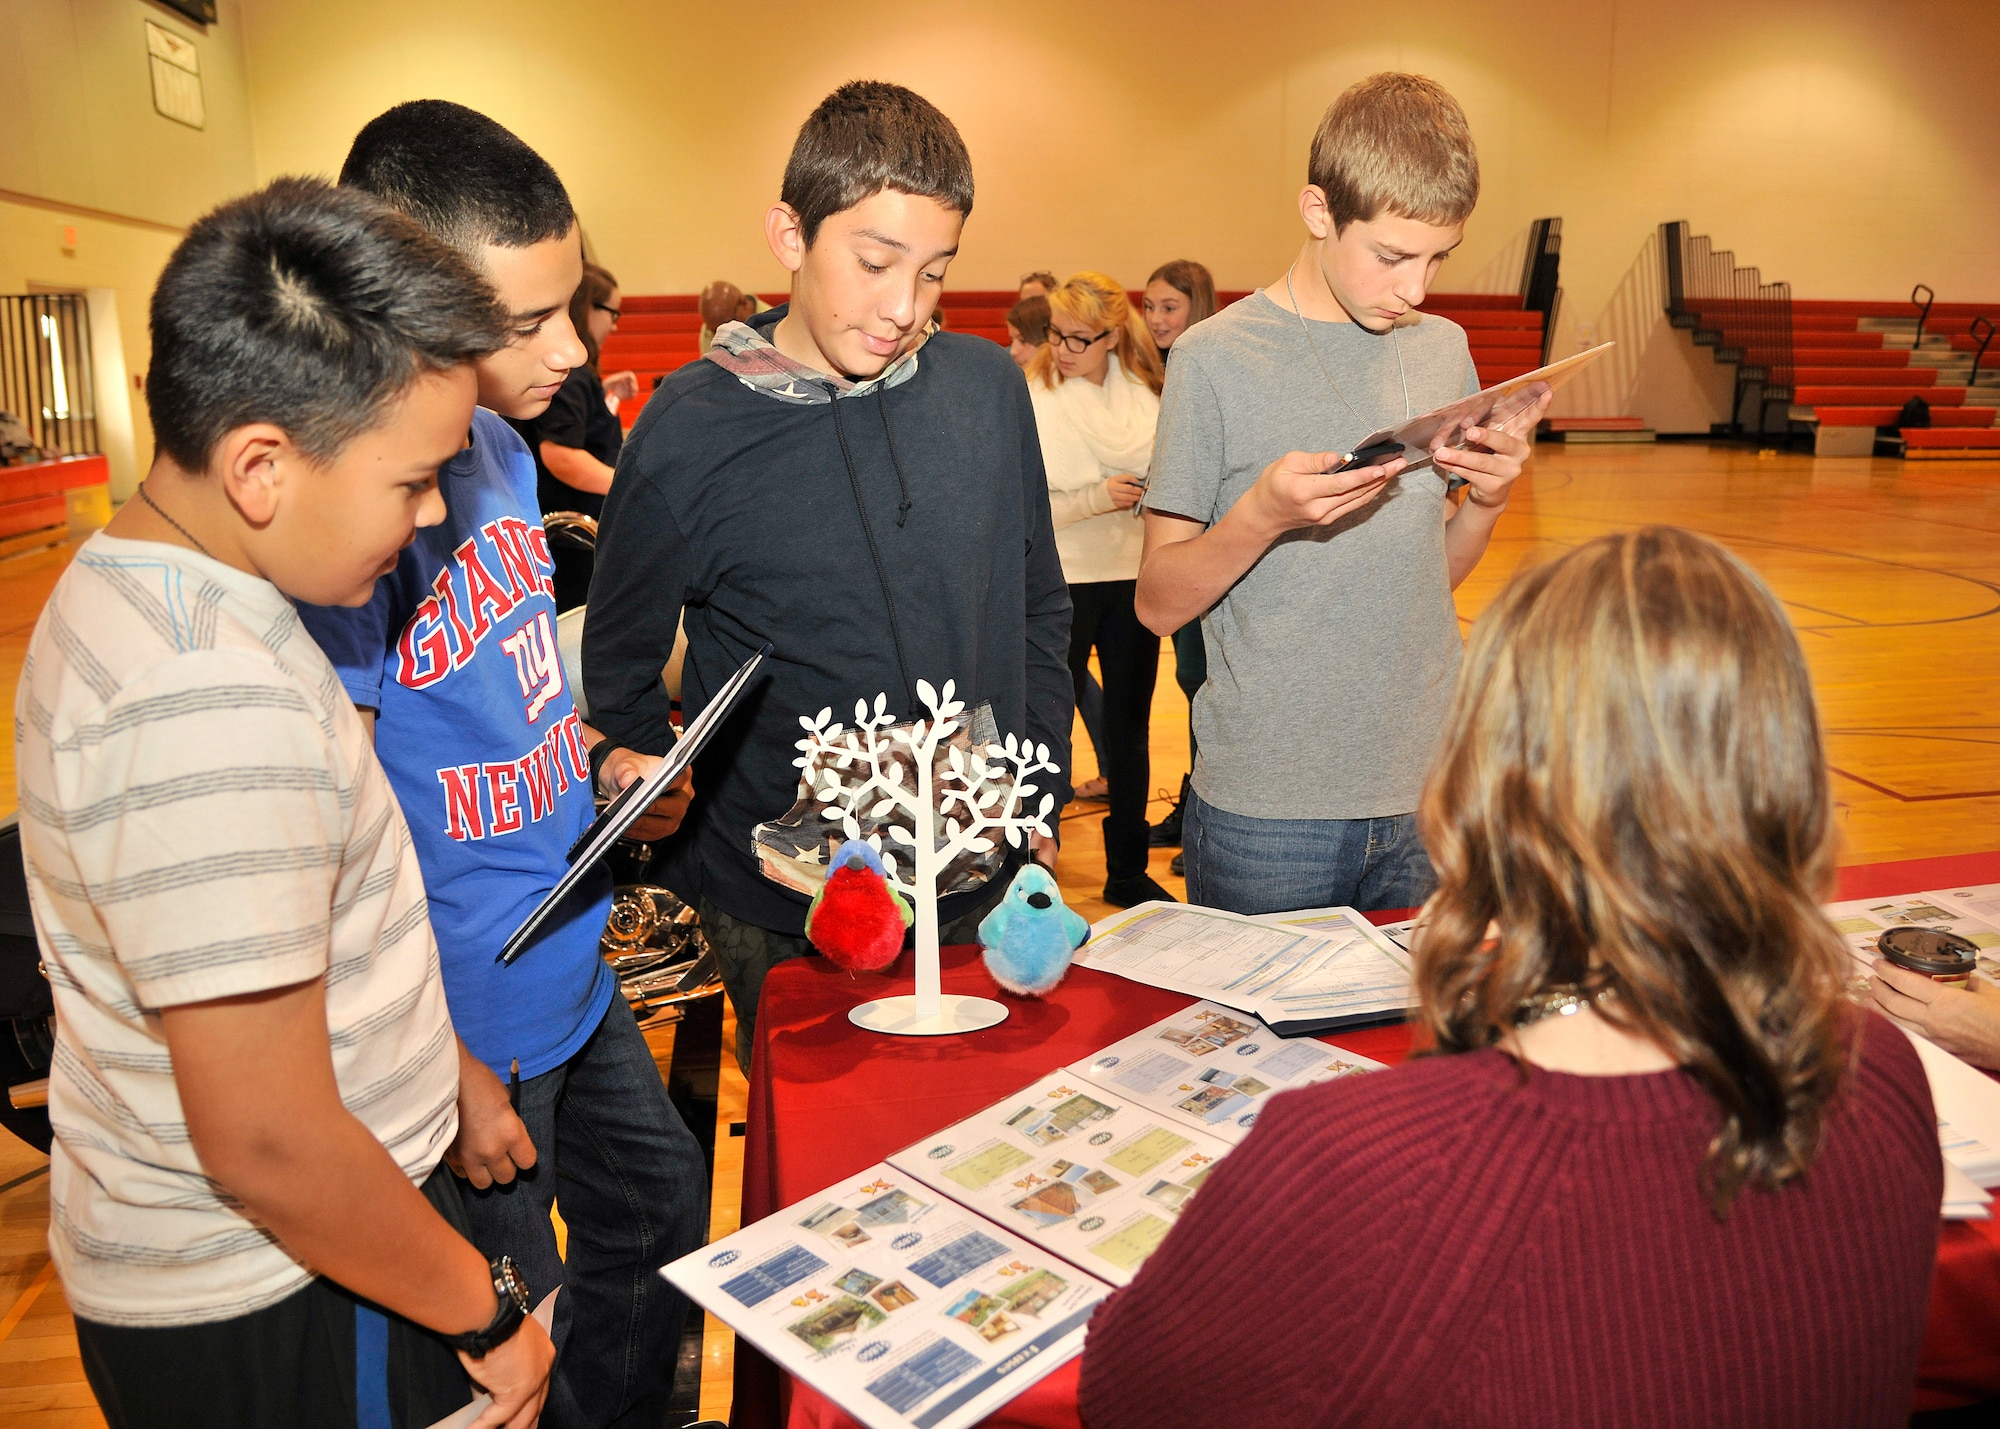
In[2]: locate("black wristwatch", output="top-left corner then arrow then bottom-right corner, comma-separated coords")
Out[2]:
445,1255 -> 531,1359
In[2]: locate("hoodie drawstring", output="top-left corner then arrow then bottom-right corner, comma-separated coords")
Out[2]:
878,401 -> 915,529
830,397 -> 918,711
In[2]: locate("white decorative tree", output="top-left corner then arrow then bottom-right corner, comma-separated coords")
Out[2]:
791,678 -> 1059,1034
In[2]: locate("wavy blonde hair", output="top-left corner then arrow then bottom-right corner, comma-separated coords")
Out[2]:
1414,527 -> 1852,1217
1028,272 -> 1164,395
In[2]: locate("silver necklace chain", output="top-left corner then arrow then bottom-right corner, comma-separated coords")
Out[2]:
1285,260 -> 1413,435
137,482 -> 214,558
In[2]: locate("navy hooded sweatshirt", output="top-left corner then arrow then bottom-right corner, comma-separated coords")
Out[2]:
582,305 -> 1075,936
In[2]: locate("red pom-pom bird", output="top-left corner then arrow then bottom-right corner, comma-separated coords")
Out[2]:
805,838 -> 913,972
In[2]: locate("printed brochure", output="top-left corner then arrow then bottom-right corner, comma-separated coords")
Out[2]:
664,1163 -> 1107,1429
1075,999 -> 1384,1144
887,1070 -> 1233,1286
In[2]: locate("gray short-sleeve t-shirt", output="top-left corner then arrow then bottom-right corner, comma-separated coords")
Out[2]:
1147,291 -> 1480,820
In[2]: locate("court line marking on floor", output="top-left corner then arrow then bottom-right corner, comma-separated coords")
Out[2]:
0,1163 -> 48,1196
0,1260 -> 55,1346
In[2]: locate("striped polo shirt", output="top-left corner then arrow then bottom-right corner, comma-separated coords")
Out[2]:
16,533 -> 458,1327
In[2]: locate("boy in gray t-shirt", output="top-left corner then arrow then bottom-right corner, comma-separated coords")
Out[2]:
1136,73 -> 1550,915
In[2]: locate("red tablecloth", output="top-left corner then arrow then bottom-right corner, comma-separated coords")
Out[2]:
735,851 -> 2000,1427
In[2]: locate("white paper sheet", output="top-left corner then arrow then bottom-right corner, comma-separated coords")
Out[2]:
1943,1156 -> 1992,1219
1070,999 -> 1384,1144
1897,1025 -> 2000,1188
663,1164 -> 1107,1429
887,1073 -> 1234,1287
1074,903 -> 1410,1033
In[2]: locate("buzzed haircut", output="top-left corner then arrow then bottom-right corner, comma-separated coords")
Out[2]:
147,177 -> 508,472
781,81 -> 974,245
340,99 -> 576,255
1309,73 -> 1480,233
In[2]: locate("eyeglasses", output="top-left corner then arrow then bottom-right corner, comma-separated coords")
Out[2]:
593,302 -> 622,326
1047,328 -> 1112,354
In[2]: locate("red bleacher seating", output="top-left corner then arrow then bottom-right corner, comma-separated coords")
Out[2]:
1740,296 -> 2000,457
1811,406 -> 1996,427
603,288 -> 1554,426
1797,385 -> 1965,406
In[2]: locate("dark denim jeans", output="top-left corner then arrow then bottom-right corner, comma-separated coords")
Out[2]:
457,997 -> 706,1429
1181,788 -> 1436,915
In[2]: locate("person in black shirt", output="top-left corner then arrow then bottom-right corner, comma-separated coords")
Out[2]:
509,260 -> 633,609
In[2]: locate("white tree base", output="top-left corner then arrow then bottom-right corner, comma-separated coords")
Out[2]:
848,994 -> 1010,1036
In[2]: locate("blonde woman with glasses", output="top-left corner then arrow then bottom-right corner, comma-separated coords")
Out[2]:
1029,273 -> 1171,907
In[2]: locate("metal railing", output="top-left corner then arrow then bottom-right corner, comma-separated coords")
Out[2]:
1970,316 -> 1995,390
0,294 -> 98,458
1659,221 -> 1792,434
1911,284 -> 1935,350
1520,217 -> 1562,366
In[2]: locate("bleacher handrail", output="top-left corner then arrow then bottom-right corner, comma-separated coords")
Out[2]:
1659,221 -> 1793,434
1911,284 -> 1936,350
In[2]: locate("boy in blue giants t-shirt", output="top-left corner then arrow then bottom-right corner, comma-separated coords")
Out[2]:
296,103 -> 705,1429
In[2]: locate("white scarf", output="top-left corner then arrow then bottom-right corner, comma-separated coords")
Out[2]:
1051,355 -> 1159,475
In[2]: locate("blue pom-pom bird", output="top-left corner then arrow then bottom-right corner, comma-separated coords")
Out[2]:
978,863 -> 1089,996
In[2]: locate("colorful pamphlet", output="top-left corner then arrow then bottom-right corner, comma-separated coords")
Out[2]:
887,1070 -> 1233,1286
1074,999 -> 1384,1144
664,1163 -> 1108,1429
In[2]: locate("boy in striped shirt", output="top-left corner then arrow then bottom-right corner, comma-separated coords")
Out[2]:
17,180 -> 552,1428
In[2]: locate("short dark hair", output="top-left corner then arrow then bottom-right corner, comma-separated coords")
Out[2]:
781,81 -> 974,246
569,261 -> 618,371
1006,295 -> 1050,344
148,177 -> 507,472
340,100 -> 576,254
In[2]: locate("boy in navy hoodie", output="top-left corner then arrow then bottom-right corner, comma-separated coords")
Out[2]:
584,82 -> 1074,1070
297,102 -> 704,1429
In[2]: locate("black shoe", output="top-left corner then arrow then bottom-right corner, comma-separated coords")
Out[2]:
1149,774 -> 1190,847
1103,874 -> 1177,908
1169,851 -> 1184,878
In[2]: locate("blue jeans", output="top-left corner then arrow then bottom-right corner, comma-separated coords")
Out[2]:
457,997 -> 706,1429
1182,788 -> 1436,915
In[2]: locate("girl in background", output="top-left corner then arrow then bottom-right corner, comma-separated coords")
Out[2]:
1141,259 -> 1217,864
1143,258 -> 1216,364
509,260 -> 635,610
1029,274 -> 1172,907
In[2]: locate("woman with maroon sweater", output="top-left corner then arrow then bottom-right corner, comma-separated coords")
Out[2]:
1080,527 -> 1941,1429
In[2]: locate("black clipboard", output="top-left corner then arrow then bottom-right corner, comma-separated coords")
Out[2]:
498,643 -> 770,965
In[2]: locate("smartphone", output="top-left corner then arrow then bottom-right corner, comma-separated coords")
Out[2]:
1332,438 -> 1405,473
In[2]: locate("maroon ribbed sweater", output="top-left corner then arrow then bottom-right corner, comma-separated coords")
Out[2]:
1077,1011 -> 1940,1428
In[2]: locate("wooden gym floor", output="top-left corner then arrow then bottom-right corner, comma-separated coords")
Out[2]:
1,439 -> 1997,1424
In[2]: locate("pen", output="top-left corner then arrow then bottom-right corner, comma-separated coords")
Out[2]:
509,1057 -> 520,1113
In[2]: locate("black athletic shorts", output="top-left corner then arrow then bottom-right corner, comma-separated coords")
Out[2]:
74,1165 -> 475,1429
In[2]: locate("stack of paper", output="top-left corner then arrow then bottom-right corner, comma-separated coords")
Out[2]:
1073,903 -> 1413,1035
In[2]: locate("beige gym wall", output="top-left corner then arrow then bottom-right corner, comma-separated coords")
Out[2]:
234,0 -> 2000,431
2,0 -> 260,490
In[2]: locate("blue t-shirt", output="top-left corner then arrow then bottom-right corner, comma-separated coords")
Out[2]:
297,408 -> 614,1079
